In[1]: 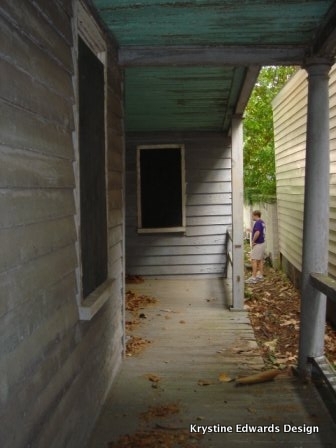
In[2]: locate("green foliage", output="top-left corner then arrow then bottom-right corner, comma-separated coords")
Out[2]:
243,66 -> 297,204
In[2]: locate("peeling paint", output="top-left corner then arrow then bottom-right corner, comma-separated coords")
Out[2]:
93,0 -> 334,132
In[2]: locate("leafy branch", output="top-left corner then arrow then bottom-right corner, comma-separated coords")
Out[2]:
243,66 -> 297,204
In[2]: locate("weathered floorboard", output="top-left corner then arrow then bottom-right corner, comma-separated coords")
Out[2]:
88,278 -> 336,448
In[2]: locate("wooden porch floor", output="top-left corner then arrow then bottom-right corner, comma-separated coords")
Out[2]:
88,278 -> 336,447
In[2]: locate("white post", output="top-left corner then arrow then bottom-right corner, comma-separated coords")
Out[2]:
298,58 -> 332,374
231,115 -> 244,310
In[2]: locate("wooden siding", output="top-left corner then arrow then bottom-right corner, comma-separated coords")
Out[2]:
273,66 -> 336,279
126,134 -> 231,276
330,68 -> 336,280
0,2 -> 124,447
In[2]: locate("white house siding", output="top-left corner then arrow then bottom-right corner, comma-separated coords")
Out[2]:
126,133 -> 232,277
0,2 -> 124,448
273,65 -> 336,281
330,69 -> 336,280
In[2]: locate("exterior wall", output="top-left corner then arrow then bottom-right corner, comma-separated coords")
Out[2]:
273,65 -> 336,279
126,133 -> 232,277
273,69 -> 308,274
0,2 -> 124,447
330,67 -> 336,280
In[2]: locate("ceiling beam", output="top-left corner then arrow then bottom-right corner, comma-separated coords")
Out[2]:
222,67 -> 246,131
118,45 -> 306,67
235,65 -> 260,115
126,131 -> 231,144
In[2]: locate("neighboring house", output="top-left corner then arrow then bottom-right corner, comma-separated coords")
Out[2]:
273,66 -> 336,285
1,1 -> 336,447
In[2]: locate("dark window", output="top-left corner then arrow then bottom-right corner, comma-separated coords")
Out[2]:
78,37 -> 107,298
137,145 -> 185,231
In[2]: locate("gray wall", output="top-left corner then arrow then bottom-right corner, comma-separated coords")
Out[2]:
126,133 -> 232,277
0,2 -> 124,447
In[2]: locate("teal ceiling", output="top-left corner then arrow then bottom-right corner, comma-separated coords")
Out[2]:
93,0 -> 333,46
92,0 -> 336,133
125,66 -> 245,132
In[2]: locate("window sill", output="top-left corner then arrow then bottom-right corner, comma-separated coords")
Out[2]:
78,278 -> 114,321
137,226 -> 186,234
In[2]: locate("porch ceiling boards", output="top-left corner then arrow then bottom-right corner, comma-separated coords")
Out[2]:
92,0 -> 336,132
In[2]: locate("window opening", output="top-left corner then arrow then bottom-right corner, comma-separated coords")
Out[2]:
137,144 -> 186,233
78,36 -> 107,298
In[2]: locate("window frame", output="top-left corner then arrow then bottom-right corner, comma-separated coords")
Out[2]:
74,1 -> 112,321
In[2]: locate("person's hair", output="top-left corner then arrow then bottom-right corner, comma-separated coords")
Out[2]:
253,210 -> 261,218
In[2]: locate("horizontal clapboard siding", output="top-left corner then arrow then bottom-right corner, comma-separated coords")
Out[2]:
273,65 -> 336,279
330,67 -> 336,279
273,69 -> 307,272
126,134 -> 231,276
0,2 -> 124,448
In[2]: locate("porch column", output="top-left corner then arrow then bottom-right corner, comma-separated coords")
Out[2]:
231,115 -> 244,310
298,58 -> 332,374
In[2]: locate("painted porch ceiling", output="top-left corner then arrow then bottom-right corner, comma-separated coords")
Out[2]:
92,0 -> 336,132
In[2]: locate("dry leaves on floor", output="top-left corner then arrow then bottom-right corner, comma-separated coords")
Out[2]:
108,403 -> 201,448
108,429 -> 201,448
140,403 -> 180,422
197,379 -> 214,386
218,373 -> 234,383
126,290 -> 158,313
245,266 -> 336,368
125,320 -> 139,332
125,287 -> 159,356
126,336 -> 151,356
126,274 -> 145,284
145,373 -> 161,383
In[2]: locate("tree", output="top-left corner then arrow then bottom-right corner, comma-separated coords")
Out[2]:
243,66 -> 297,204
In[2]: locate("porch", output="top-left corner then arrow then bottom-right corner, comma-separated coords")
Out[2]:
88,278 -> 336,447
3,2 -> 336,447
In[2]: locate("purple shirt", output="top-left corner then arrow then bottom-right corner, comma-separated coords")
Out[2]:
253,219 -> 265,244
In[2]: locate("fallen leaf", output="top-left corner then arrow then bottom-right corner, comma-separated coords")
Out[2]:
125,274 -> 144,284
280,319 -> 298,326
126,336 -> 151,356
263,339 -> 278,351
141,403 -> 180,421
218,373 -> 233,383
126,290 -> 157,313
198,379 -> 213,386
146,373 -> 161,383
108,428 -> 202,447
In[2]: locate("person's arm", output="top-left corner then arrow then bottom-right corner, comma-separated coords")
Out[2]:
252,230 -> 260,246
